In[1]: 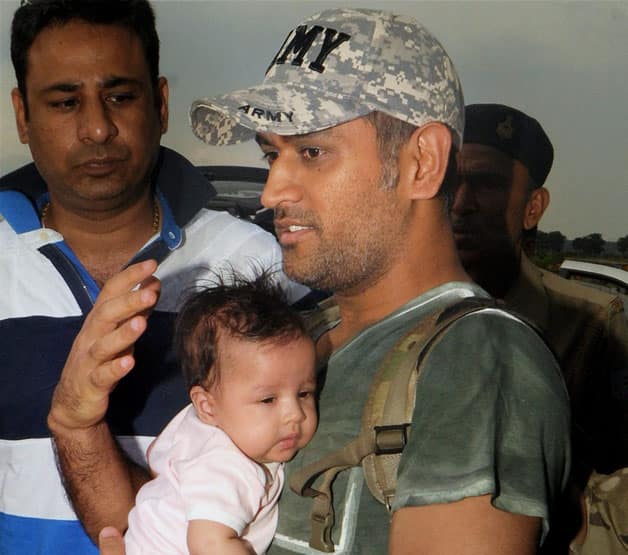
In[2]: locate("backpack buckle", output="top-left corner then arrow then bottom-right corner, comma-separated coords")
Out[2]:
310,505 -> 335,552
374,423 -> 410,455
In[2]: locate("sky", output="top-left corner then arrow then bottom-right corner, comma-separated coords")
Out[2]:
1,0 -> 626,240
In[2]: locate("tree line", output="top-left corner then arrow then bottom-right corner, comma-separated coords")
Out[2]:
536,231 -> 628,257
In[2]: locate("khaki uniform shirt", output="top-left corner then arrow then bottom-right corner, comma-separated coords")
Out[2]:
570,467 -> 628,555
505,254 -> 628,474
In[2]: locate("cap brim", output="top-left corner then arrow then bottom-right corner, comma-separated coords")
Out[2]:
190,83 -> 371,146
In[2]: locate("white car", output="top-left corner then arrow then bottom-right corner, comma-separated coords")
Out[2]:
559,259 -> 628,298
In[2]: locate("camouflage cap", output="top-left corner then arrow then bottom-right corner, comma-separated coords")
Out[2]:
190,8 -> 464,147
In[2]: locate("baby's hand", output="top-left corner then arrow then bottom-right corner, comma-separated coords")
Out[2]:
98,527 -> 125,555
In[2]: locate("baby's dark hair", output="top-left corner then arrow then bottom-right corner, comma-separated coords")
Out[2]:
174,270 -> 309,391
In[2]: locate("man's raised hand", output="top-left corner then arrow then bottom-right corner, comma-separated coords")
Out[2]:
48,260 -> 160,432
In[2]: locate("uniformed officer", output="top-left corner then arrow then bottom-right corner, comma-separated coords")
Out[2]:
452,103 -> 628,552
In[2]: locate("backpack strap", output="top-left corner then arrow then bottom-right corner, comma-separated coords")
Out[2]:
303,296 -> 340,342
361,297 -> 501,510
289,296 -> 499,551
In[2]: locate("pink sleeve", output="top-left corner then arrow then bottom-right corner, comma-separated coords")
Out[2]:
174,447 -> 267,535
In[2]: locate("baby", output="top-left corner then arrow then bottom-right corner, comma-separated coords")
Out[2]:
125,273 -> 318,554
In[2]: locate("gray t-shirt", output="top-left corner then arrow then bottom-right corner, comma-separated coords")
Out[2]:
270,282 -> 570,554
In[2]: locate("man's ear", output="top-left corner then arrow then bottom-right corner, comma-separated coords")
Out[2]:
523,187 -> 550,230
398,122 -> 452,200
11,88 -> 29,144
190,385 -> 217,425
156,76 -> 169,135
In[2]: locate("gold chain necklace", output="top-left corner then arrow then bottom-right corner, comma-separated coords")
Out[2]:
39,202 -> 51,227
40,197 -> 161,233
150,196 -> 161,233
